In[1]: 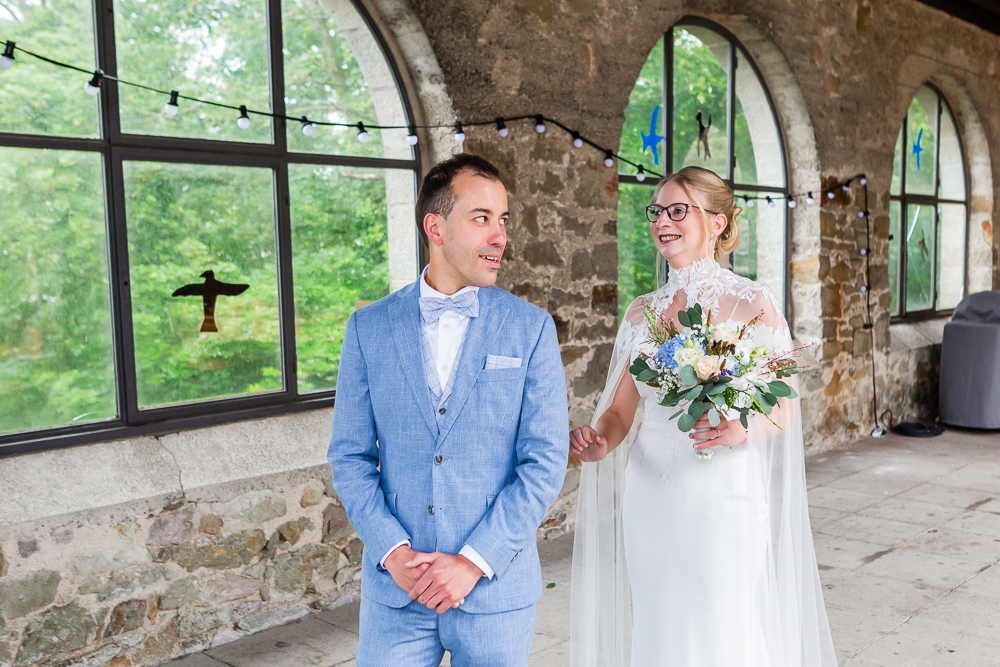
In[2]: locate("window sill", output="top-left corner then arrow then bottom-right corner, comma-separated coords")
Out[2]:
889,317 -> 949,353
0,394 -> 336,458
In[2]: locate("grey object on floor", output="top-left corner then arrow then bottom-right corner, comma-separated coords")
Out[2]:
939,291 -> 1000,429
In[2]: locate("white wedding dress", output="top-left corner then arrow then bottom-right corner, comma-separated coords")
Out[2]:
570,257 -> 837,667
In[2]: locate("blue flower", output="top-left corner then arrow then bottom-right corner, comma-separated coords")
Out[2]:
655,334 -> 689,369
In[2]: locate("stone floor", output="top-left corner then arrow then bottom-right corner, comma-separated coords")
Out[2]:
166,427 -> 1000,667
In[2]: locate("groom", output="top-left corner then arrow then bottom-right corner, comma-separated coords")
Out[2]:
328,153 -> 569,666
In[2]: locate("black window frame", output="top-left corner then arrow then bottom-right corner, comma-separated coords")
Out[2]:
0,0 -> 421,456
889,82 -> 970,323
618,17 -> 790,311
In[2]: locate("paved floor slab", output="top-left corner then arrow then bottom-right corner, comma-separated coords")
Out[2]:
158,429 -> 1000,667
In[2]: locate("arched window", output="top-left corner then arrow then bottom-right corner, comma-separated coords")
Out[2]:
889,84 -> 968,318
616,18 -> 788,319
0,0 -> 419,450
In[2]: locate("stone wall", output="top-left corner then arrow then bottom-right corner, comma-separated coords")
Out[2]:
407,0 -> 1000,451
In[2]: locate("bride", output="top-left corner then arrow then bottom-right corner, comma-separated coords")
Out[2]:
568,166 -> 837,667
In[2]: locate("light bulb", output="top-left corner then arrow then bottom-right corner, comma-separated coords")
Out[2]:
571,132 -> 583,149
300,117 -> 316,136
860,248 -> 868,256
237,105 -> 251,129
164,91 -> 179,117
746,198 -> 755,208
635,166 -> 646,182
842,183 -> 850,192
604,151 -> 614,168
787,199 -> 797,209
496,118 -> 508,138
84,71 -> 102,96
827,191 -> 835,200
356,122 -> 370,143
858,210 -> 865,218
806,191 -> 815,206
859,176 -> 867,185
453,122 -> 465,143
860,285 -> 868,293
534,115 -> 546,134
766,197 -> 775,209
406,125 -> 418,146
0,41 -> 15,69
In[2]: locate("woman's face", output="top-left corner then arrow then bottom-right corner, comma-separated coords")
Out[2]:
649,181 -> 725,268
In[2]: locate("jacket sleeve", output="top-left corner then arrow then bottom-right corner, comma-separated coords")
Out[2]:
464,312 -> 569,579
327,311 -> 411,568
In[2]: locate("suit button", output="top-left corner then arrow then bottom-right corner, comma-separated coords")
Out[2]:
427,505 -> 435,515
438,407 -> 446,415
434,455 -> 443,465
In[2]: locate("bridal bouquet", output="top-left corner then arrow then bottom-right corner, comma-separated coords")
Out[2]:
628,301 -> 801,434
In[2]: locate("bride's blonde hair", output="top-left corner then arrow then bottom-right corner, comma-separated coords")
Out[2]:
650,166 -> 742,267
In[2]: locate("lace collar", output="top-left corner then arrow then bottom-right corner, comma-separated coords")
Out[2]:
661,255 -> 720,303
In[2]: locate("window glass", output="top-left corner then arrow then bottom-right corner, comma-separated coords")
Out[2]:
123,162 -> 282,408
904,87 -> 938,196
0,148 -> 116,434
888,199 -> 900,316
0,0 -> 99,137
671,26 -> 730,178
732,193 -> 784,299
618,37 -> 664,172
937,102 -> 965,201
282,0 -> 411,159
616,183 -> 660,321
904,203 -> 934,311
936,203 -> 966,310
115,0 -> 273,143
290,164 -> 415,393
732,49 -> 783,188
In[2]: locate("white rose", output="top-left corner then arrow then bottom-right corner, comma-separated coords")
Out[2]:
674,346 -> 703,369
695,355 -> 723,380
710,326 -> 738,345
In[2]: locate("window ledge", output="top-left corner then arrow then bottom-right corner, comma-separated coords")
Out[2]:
889,316 -> 949,353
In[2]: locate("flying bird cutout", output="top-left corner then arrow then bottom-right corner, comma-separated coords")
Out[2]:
696,112 -> 712,160
641,105 -> 664,166
172,270 -> 249,332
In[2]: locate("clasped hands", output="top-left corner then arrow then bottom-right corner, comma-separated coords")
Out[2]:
384,545 -> 484,614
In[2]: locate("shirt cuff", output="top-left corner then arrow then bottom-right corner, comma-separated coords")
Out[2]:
459,545 -> 495,580
380,540 -> 411,569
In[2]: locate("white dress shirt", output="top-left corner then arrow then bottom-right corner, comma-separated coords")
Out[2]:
379,269 -> 495,580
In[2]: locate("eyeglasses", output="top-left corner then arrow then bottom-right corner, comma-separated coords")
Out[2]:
645,203 -> 718,223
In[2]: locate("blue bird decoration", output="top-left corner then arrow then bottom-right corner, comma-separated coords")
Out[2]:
641,105 -> 665,166
912,127 -> 923,170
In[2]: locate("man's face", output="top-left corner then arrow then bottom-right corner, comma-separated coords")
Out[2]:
427,170 -> 508,288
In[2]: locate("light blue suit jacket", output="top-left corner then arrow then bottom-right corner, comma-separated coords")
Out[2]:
328,282 -> 569,613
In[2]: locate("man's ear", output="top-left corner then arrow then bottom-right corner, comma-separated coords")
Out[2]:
424,213 -> 445,246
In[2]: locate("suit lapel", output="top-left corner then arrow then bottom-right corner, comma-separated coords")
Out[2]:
389,284 -> 438,436
437,287 -> 510,444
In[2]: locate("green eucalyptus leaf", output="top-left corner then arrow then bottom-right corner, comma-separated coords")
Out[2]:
740,411 -> 749,429
685,386 -> 703,401
670,409 -> 684,420
689,306 -> 702,327
688,400 -> 707,419
679,365 -> 698,385
678,413 -> 696,432
708,407 -> 721,427
637,369 -> 658,382
678,310 -> 691,328
787,386 -> 798,399
769,380 -> 792,397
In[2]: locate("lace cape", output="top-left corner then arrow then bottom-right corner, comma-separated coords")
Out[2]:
568,258 -> 837,667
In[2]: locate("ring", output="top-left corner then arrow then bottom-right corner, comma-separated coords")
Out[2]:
714,428 -> 721,440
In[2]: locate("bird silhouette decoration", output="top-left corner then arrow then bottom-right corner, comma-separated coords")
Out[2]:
171,270 -> 249,332
641,105 -> 665,166
696,112 -> 712,160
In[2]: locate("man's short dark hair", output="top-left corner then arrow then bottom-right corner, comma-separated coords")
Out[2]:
415,153 -> 503,244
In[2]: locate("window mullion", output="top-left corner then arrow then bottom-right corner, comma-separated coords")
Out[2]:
664,29 -> 673,175
726,41 -> 736,182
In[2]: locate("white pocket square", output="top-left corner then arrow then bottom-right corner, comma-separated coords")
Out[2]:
485,354 -> 521,370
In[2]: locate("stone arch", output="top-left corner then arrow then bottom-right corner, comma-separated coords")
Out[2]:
337,0 -> 460,290
894,58 -> 994,297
